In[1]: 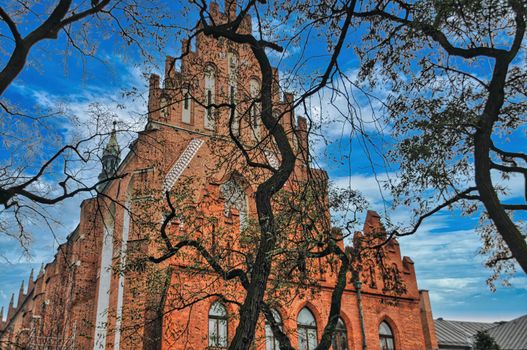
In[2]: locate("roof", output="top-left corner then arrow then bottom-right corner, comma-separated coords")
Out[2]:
435,319 -> 495,348
487,314 -> 527,350
435,316 -> 527,350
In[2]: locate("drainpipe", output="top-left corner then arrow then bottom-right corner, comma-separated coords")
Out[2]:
354,279 -> 368,350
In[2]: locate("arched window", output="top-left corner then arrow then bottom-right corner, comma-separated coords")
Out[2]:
204,66 -> 216,130
297,308 -> 317,350
181,87 -> 191,124
331,318 -> 348,350
379,321 -> 395,350
265,309 -> 282,350
209,301 -> 228,348
220,176 -> 248,231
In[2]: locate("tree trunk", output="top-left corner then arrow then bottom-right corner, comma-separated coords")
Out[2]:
474,58 -> 527,274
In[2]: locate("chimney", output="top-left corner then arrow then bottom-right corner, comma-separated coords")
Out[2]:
296,116 -> 309,158
419,290 -> 439,350
210,1 -> 220,16
148,73 -> 160,119
272,67 -> 280,96
224,0 -> 236,20
283,92 -> 295,129
164,56 -> 176,89
241,14 -> 252,34
182,39 -> 190,56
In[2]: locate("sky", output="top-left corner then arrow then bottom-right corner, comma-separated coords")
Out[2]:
0,0 -> 526,324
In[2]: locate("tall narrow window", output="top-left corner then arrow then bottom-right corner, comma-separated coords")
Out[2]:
182,87 -> 191,124
208,90 -> 212,113
379,321 -> 395,350
209,301 -> 228,348
160,96 -> 169,120
331,318 -> 348,350
265,309 -> 282,350
229,84 -> 238,135
297,308 -> 317,350
249,79 -> 260,136
204,66 -> 216,130
227,51 -> 238,135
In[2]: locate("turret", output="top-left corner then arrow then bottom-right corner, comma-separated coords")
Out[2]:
28,268 -> 35,292
17,280 -> 25,304
7,293 -> 14,321
97,121 -> 121,191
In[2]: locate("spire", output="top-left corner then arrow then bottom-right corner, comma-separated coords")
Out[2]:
98,121 -> 121,190
104,121 -> 121,157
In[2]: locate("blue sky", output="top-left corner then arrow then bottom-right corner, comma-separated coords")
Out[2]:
1,1 -> 526,323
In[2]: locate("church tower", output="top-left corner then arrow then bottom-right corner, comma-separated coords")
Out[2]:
97,121 -> 121,190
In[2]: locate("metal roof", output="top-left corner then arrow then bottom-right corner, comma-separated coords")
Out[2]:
435,319 -> 496,348
435,316 -> 527,350
487,314 -> 527,350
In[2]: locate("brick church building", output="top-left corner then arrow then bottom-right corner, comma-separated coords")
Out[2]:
0,2 -> 439,349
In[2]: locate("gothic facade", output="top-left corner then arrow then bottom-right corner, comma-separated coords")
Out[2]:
0,2 -> 438,350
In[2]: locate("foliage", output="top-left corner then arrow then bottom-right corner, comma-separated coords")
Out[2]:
286,0 -> 527,282
473,330 -> 501,350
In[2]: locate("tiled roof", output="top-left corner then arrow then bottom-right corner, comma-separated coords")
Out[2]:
435,319 -> 495,348
487,314 -> 527,350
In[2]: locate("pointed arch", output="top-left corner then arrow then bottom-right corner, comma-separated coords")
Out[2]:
378,318 -> 397,350
220,174 -> 249,232
209,300 -> 228,347
331,317 -> 349,350
297,307 -> 318,350
265,308 -> 283,350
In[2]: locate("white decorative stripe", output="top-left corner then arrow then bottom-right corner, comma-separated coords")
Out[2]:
163,139 -> 205,192
264,150 -> 280,170
94,224 -> 114,350
113,202 -> 130,350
